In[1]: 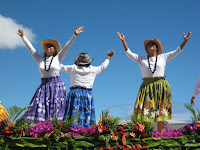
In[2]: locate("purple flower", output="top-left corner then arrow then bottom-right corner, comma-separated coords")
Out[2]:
182,122 -> 198,134
79,126 -> 88,134
152,125 -> 183,138
71,132 -> 82,138
68,126 -> 80,133
28,120 -> 53,138
88,125 -> 96,135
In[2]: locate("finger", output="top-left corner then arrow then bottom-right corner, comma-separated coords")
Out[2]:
117,32 -> 121,36
75,26 -> 78,29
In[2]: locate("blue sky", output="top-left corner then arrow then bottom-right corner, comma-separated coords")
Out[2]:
0,0 -> 199,122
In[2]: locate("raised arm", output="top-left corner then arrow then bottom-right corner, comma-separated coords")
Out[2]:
117,32 -> 128,51
58,26 -> 84,62
60,64 -> 73,73
163,31 -> 192,61
95,50 -> 115,75
180,31 -> 192,50
191,75 -> 200,106
18,28 -> 41,62
117,32 -> 140,63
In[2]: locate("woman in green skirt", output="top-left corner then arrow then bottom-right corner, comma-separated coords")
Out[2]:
117,31 -> 192,133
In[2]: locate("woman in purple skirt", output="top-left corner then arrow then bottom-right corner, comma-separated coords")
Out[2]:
18,26 -> 84,123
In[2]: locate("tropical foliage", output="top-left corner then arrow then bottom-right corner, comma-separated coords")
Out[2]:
1,104 -> 200,149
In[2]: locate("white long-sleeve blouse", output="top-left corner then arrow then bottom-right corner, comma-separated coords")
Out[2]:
61,59 -> 110,89
22,35 -> 76,78
125,46 -> 183,78
193,75 -> 200,97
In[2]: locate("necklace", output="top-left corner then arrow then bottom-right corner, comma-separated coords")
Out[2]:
147,55 -> 157,74
44,54 -> 54,71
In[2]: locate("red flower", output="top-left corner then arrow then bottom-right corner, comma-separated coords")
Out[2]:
132,145 -> 136,150
119,125 -> 128,132
123,125 -> 128,128
48,129 -> 56,137
135,123 -> 145,138
106,145 -> 115,150
20,127 -> 25,137
98,122 -> 108,133
5,130 -> 14,134
118,145 -> 124,149
135,123 -> 144,132
122,134 -> 127,146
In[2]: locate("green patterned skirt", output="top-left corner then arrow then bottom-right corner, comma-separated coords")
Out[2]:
133,77 -> 172,123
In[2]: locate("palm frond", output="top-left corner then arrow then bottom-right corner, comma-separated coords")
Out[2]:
63,112 -> 80,129
6,105 -> 27,122
184,103 -> 197,122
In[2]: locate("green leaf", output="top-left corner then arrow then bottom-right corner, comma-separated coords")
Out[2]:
75,141 -> 94,148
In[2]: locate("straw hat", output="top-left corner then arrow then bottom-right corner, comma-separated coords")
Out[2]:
74,53 -> 93,65
144,39 -> 163,55
41,39 -> 62,53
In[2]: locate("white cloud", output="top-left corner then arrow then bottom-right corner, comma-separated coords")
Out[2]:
0,14 -> 36,50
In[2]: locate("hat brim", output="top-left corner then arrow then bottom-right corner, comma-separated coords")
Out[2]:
144,39 -> 163,55
74,56 -> 93,65
41,39 -> 62,54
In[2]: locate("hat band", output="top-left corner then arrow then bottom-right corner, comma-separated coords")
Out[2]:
77,57 -> 92,63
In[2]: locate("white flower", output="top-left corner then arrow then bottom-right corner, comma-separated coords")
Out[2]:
139,104 -> 143,109
161,108 -> 168,116
87,116 -> 91,122
55,97 -> 59,103
151,112 -> 156,118
155,110 -> 160,117
85,105 -> 91,111
143,108 -> 149,116
74,104 -> 79,110
38,103 -> 45,114
46,97 -> 50,105
50,108 -> 55,114
135,104 -> 138,108
61,98 -> 65,102
36,98 -> 39,104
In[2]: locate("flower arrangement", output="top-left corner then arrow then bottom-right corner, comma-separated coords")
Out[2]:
152,121 -> 183,138
2,105 -> 200,149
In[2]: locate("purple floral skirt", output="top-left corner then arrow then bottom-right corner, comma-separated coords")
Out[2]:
24,76 -> 66,123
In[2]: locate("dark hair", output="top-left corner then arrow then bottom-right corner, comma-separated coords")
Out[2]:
76,63 -> 91,67
53,49 -> 57,56
148,42 -> 159,51
44,44 -> 58,56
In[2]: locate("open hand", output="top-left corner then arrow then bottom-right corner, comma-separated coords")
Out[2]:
183,31 -> 192,41
75,26 -> 84,36
18,28 -> 24,37
108,49 -> 115,57
191,96 -> 195,105
117,32 -> 125,41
